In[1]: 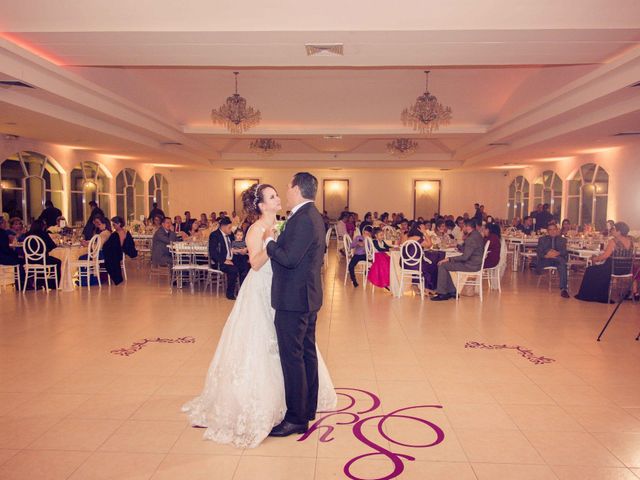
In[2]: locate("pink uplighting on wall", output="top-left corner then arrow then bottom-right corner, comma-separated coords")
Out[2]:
0,32 -> 64,66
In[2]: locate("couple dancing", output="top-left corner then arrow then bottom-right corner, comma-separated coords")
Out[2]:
182,172 -> 337,448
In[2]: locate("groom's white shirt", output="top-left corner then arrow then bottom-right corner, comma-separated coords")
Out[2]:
266,200 -> 313,245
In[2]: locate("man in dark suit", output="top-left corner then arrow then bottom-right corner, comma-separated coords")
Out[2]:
208,217 -> 238,300
180,211 -> 195,234
432,218 -> 486,301
536,222 -> 569,297
82,201 -> 105,240
264,172 -> 326,438
38,200 -> 62,229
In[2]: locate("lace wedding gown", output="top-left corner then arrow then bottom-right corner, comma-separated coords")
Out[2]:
182,255 -> 337,448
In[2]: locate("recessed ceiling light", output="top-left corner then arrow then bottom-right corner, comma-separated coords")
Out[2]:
323,135 -> 343,140
613,132 -> 640,136
3,134 -> 19,140
305,44 -> 344,56
160,141 -> 183,146
488,142 -> 510,147
5,122 -> 16,126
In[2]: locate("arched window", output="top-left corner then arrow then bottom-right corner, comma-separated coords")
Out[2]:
69,161 -> 110,225
566,163 -> 608,230
148,173 -> 169,216
533,170 -> 562,219
116,168 -> 145,222
507,175 -> 530,221
0,151 -> 64,223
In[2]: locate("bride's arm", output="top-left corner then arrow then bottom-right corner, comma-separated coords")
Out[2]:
246,225 -> 269,271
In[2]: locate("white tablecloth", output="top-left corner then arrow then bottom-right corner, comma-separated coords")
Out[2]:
50,245 -> 85,292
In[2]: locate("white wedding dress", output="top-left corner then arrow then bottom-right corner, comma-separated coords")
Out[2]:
182,247 -> 337,448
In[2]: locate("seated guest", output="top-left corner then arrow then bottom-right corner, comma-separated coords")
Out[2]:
8,217 -> 26,243
602,219 -> 615,236
199,213 -> 209,228
92,215 -> 112,247
378,212 -> 390,226
152,217 -> 180,267
348,229 -> 369,287
484,223 -> 502,270
367,227 -> 392,290
433,220 -> 454,247
209,216 -> 239,300
180,211 -> 195,233
335,212 -> 349,238
25,219 -> 62,285
102,216 -> 138,285
535,222 -> 569,298
230,228 -> 250,285
560,218 -> 573,236
345,213 -> 356,238
431,219 -> 485,301
186,220 -> 201,238
405,226 -> 441,292
511,217 -> 523,230
82,201 -> 105,240
209,212 -> 218,225
452,216 -> 465,245
150,214 -> 163,232
173,215 -> 184,233
575,222 -> 634,303
360,212 -> 373,232
0,216 -> 25,285
518,216 -> 535,235
38,200 -> 62,229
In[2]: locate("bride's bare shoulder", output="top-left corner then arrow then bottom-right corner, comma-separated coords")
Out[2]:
246,222 -> 265,242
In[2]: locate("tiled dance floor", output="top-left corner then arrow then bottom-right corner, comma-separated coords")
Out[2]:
1,254 -> 639,479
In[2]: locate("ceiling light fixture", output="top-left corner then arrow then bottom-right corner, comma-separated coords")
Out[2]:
211,72 -> 261,134
387,138 -> 419,156
401,70 -> 452,134
249,138 -> 282,156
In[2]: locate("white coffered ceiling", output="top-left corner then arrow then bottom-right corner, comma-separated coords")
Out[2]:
1,0 -> 639,170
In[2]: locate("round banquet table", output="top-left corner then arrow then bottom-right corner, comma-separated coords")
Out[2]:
389,248 -> 462,298
50,245 -> 85,292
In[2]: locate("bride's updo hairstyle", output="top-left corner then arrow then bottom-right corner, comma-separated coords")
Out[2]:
242,183 -> 275,217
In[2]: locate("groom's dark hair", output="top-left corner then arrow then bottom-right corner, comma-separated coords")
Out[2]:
292,172 -> 318,200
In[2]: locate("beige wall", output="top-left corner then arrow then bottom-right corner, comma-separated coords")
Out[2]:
164,168 -> 509,220
2,136 -> 639,228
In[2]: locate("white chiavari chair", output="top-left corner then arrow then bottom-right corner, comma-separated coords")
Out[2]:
453,241 -> 491,302
399,240 -> 424,299
71,235 -> 102,289
22,235 -> 59,292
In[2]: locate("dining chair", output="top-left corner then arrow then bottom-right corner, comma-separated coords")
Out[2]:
22,235 -> 59,292
399,240 -> 424,299
608,251 -> 635,303
71,235 -> 102,290
453,241 -> 490,302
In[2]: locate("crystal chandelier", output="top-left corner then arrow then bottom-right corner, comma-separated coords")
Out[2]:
249,138 -> 282,156
211,72 -> 261,134
401,70 -> 452,134
387,138 -> 419,156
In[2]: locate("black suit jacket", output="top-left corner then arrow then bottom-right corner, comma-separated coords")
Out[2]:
208,229 -> 232,268
267,202 -> 325,312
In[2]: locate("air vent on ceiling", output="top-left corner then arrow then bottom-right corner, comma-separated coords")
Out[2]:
323,135 -> 343,139
160,141 -> 183,146
305,44 -> 344,57
0,80 -> 34,89
613,132 -> 640,136
3,134 -> 19,140
440,168 -> 451,171
488,142 -> 510,147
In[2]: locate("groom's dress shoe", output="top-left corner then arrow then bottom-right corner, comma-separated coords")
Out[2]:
268,420 -> 308,437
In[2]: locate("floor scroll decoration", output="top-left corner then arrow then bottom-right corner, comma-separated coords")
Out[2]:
299,387 -> 445,480
465,341 -> 555,365
111,336 -> 196,356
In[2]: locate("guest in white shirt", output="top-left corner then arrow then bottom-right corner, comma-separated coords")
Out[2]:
452,216 -> 465,245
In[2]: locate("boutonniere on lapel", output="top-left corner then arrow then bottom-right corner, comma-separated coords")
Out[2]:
275,219 -> 287,236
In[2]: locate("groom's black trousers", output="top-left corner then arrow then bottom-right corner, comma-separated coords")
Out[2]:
274,309 -> 319,425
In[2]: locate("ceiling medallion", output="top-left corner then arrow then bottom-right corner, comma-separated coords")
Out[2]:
249,138 -> 282,156
211,72 -> 261,134
401,70 -> 452,134
387,138 -> 418,156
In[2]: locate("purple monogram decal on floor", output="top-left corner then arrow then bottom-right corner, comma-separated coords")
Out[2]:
110,336 -> 196,356
298,388 -> 445,480
465,341 -> 555,365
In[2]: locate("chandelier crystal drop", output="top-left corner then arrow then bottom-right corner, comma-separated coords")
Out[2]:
249,138 -> 282,156
211,72 -> 261,134
401,70 -> 452,134
387,138 -> 419,156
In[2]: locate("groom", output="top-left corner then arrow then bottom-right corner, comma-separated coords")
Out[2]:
264,172 -> 326,437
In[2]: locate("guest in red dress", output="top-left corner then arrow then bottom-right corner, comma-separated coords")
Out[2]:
367,228 -> 392,289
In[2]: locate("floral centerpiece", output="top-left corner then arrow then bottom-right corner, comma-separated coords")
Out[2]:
129,220 -> 145,234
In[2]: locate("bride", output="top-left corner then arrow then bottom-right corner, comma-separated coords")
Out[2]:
182,183 -> 337,448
